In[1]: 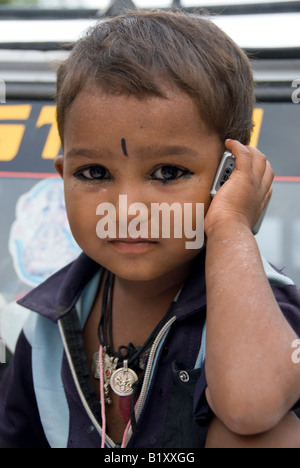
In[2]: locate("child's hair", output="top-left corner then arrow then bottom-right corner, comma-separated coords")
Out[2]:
56,9 -> 254,147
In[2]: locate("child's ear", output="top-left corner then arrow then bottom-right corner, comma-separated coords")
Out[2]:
54,155 -> 64,178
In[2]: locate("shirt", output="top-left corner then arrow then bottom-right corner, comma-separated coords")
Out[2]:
0,251 -> 300,448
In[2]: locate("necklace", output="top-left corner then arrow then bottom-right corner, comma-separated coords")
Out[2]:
92,272 -> 153,405
92,270 -> 178,428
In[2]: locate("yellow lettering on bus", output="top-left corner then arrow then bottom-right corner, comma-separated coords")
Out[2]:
36,106 -> 61,159
250,108 -> 264,147
0,105 -> 32,161
0,104 -> 265,166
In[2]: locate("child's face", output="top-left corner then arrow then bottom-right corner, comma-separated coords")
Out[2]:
56,86 -> 223,283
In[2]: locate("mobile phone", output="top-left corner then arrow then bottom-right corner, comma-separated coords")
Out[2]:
210,150 -> 269,235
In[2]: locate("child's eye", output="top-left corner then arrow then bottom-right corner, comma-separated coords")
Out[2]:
74,165 -> 110,181
151,165 -> 193,182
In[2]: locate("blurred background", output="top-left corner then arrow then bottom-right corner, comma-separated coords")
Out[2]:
0,0 -> 299,368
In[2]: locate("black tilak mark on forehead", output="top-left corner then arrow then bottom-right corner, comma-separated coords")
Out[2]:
121,138 -> 128,157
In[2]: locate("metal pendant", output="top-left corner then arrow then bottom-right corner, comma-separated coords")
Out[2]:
91,350 -> 118,404
91,351 -> 100,379
110,360 -> 138,397
104,353 -> 118,404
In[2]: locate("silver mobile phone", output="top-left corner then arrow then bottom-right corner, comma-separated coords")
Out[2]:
210,150 -> 269,235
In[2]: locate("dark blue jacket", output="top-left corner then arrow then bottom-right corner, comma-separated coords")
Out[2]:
1,252 -> 300,448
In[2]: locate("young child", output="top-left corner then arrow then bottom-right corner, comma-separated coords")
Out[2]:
1,10 -> 300,449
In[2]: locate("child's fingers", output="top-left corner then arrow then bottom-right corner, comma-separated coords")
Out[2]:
250,148 -> 268,179
225,140 -> 273,189
262,160 -> 275,190
225,139 -> 253,172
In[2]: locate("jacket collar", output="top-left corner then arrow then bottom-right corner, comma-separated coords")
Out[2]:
18,253 -> 101,322
18,251 -> 207,323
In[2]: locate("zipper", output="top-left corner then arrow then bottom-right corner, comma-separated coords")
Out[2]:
58,319 -> 116,448
123,315 -> 177,447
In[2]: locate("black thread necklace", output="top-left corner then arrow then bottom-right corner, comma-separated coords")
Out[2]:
91,270 -> 177,406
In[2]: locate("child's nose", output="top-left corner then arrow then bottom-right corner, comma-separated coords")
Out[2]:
115,180 -> 151,207
110,195 -> 149,240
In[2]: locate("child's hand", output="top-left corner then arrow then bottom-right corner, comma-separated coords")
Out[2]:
205,139 -> 274,237
204,140 -> 300,434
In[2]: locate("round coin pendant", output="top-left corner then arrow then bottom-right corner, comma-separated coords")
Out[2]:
110,360 -> 138,397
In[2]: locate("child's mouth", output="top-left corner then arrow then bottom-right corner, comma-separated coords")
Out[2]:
106,238 -> 158,254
